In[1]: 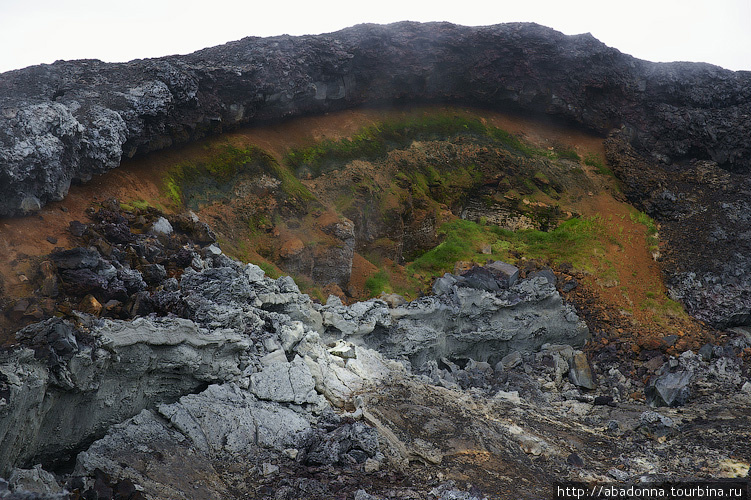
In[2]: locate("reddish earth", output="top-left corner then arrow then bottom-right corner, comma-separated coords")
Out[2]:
0,105 -> 714,360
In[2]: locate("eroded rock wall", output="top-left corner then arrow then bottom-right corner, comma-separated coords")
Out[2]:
1,22 -> 750,216
0,246 -> 586,480
0,316 -> 248,475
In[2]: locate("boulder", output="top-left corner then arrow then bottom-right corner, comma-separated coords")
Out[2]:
8,465 -> 61,495
485,261 -> 520,288
361,274 -> 589,368
646,370 -> 693,407
0,317 -> 249,475
250,356 -> 318,405
568,352 -> 597,390
305,421 -> 380,465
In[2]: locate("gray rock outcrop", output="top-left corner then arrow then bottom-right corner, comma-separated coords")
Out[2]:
0,316 -> 249,475
321,272 -> 589,368
2,22 -> 750,217
0,244 -> 749,498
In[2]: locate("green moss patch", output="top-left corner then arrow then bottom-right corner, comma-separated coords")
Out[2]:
164,144 -> 314,210
284,113 -> 554,178
407,216 -> 608,288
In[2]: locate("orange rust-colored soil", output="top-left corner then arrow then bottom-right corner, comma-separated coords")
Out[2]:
0,105 -> 714,356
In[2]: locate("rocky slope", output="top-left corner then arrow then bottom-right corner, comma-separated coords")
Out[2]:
2,22 -> 751,330
0,217 -> 587,497
1,226 -> 749,499
1,21 -> 750,218
2,21 -> 751,499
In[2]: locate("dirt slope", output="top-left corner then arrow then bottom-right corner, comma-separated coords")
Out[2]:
0,106 -> 714,362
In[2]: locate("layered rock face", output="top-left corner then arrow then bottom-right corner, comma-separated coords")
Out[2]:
3,245 -> 751,499
1,22 -> 750,218
320,272 -> 588,367
3,21 -> 751,327
0,242 -> 597,498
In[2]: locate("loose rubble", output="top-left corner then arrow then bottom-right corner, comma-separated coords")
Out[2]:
0,204 -> 749,498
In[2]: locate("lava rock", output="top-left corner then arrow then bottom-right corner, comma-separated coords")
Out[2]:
485,260 -> 520,288
699,343 -> 715,361
638,410 -> 677,439
305,422 -> 380,466
68,221 -> 87,237
457,266 -> 501,292
2,23 -> 748,222
560,277 -> 578,292
50,247 -> 101,270
528,268 -> 556,286
594,395 -> 616,406
140,263 -> 167,286
646,370 -> 693,407
568,352 -> 596,390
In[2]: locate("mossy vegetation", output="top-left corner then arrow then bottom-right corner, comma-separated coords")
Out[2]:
584,152 -> 614,176
101,105 -> 707,355
554,145 -> 581,162
284,114 -> 555,178
158,111 -> 658,325
365,270 -> 392,296
163,144 -> 314,210
119,199 -> 153,212
630,210 -> 659,255
407,217 -> 605,278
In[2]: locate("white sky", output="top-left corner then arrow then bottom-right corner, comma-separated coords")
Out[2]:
1,0 -> 750,73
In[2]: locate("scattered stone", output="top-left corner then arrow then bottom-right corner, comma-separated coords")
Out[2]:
45,236 -> 58,245
638,410 -> 676,439
379,293 -> 407,308
608,468 -> 630,481
364,457 -> 380,473
568,352 -> 596,390
484,260 -> 519,288
205,244 -> 222,256
140,263 -> 167,286
529,268 -> 557,286
567,453 -> 584,468
646,370 -> 692,407
699,343 -> 714,361
262,463 -> 279,476
79,294 -> 103,317
9,465 -> 60,494
500,351 -> 522,370
305,422 -> 379,466
50,247 -> 100,270
10,299 -> 30,322
466,359 -> 492,373
519,437 -> 543,456
329,340 -> 357,359
593,395 -> 615,406
644,355 -> 665,373
150,216 -> 173,235
662,335 -> 678,347
561,277 -> 578,292
458,266 -> 502,292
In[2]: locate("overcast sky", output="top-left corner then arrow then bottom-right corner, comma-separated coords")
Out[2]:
1,0 -> 749,73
